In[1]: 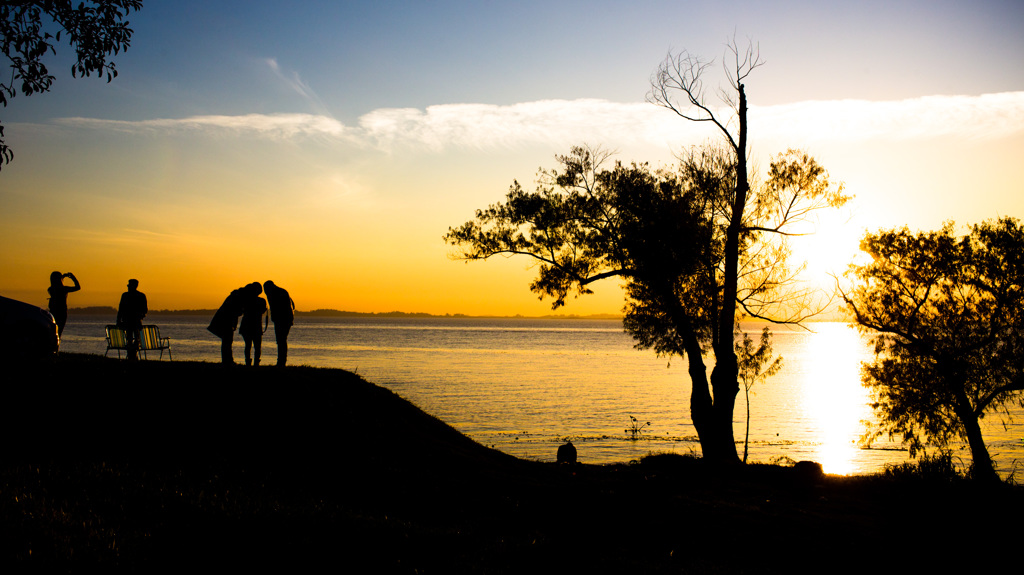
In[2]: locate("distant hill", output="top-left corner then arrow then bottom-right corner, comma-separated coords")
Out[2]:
68,306 -> 116,316
69,307 -> 623,320
297,309 -> 622,320
70,307 -> 216,316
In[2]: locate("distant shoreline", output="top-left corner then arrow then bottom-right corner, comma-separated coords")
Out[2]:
68,306 -> 624,320
67,306 -> 830,322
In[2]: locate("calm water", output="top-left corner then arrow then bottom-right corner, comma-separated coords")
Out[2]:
58,315 -> 1024,477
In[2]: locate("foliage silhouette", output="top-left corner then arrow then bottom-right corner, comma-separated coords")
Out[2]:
1,0 -> 143,168
447,142 -> 845,464
882,450 -> 967,482
843,217 -> 1024,483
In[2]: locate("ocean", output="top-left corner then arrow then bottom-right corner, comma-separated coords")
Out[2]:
57,314 -> 1024,477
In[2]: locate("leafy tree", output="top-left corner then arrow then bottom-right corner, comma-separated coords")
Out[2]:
447,42 -> 847,465
735,326 -> 782,463
646,41 -> 848,463
843,217 -> 1024,482
446,143 -> 845,464
1,0 -> 143,168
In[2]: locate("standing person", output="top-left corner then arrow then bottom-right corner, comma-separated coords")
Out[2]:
264,280 -> 294,367
47,271 -> 80,337
116,279 -> 148,361
208,285 -> 247,365
239,282 -> 267,366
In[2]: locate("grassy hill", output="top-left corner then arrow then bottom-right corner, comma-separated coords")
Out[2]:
1,354 -> 1020,572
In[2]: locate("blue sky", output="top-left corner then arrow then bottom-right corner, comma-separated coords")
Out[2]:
15,1 -> 1024,120
2,0 -> 1023,314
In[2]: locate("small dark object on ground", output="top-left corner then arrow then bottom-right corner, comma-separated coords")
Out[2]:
557,440 -> 577,464
794,460 -> 824,482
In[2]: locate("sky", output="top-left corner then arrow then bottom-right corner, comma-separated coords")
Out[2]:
2,0 -> 1023,315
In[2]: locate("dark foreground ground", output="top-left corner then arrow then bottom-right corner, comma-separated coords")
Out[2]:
1,354 -> 1020,573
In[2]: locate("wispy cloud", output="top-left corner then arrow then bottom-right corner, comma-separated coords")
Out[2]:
55,92 -> 1024,151
265,58 -> 333,117
46,227 -> 213,249
58,113 -> 351,140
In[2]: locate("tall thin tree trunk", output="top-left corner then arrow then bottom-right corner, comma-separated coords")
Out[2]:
702,83 -> 750,467
743,386 -> 751,463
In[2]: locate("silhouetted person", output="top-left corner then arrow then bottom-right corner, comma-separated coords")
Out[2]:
263,280 -> 294,367
116,279 -> 148,361
47,271 -> 80,337
239,282 -> 267,366
208,285 -> 249,365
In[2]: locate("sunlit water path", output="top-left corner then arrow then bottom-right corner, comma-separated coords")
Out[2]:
60,316 -> 1023,477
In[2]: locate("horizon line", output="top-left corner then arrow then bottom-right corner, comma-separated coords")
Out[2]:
67,306 -> 625,320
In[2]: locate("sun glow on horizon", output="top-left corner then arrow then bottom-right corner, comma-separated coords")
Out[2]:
2,95 -> 1022,316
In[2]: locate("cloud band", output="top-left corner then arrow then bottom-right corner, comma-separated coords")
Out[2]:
55,92 -> 1024,151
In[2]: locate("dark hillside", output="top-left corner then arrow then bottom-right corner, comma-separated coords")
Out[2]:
1,354 -> 1020,572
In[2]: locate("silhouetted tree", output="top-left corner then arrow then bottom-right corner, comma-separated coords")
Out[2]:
843,217 -> 1024,482
647,40 -> 820,463
446,140 -> 845,464
1,0 -> 143,168
735,326 -> 782,463
450,39 -> 850,464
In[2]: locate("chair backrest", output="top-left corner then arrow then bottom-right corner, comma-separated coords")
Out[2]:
140,325 -> 161,350
105,325 -> 127,348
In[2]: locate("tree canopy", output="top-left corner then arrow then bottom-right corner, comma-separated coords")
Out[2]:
1,0 -> 143,168
446,143 -> 846,463
843,217 -> 1024,482
449,41 -> 849,464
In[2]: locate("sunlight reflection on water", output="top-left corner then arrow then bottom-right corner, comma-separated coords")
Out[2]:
798,323 -> 875,475
57,316 -> 1023,476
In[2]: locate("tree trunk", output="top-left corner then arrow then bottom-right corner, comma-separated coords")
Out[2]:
743,386 -> 751,463
705,364 -> 741,464
963,416 -> 997,482
683,331 -> 716,458
954,389 -> 998,482
696,82 -> 749,467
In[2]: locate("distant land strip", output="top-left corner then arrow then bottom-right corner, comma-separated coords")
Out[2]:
68,306 -> 623,320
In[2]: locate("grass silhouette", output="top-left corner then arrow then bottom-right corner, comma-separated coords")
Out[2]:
1,353 -> 1020,572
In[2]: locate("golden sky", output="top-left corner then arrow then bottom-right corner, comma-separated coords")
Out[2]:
2,2 -> 1023,315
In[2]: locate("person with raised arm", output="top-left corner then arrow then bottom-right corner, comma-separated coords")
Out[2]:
47,271 -> 80,336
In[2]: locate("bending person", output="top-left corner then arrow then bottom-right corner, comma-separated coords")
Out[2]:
264,280 -> 294,367
47,271 -> 81,336
116,279 -> 148,361
208,285 -> 247,365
